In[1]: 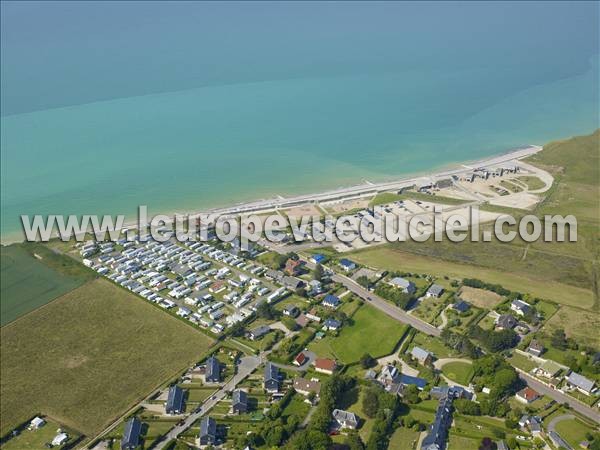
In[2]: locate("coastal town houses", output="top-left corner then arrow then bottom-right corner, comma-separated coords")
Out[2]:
527,339 -> 545,357
388,277 -> 416,295
231,389 -> 248,414
293,377 -> 321,397
510,299 -> 532,316
339,258 -> 356,272
515,387 -> 540,404
198,416 -> 217,446
204,356 -> 221,383
264,362 -> 280,393
314,358 -> 337,375
332,409 -> 359,429
121,417 -> 142,450
426,284 -> 444,298
322,294 -> 341,309
284,259 -> 305,276
165,385 -> 185,414
421,394 -> 454,450
411,346 -> 433,366
565,372 -> 596,396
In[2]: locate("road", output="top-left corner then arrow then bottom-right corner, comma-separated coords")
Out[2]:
264,242 -> 441,337
518,372 -> 600,424
263,241 -> 600,425
547,414 -> 576,433
152,354 -> 263,450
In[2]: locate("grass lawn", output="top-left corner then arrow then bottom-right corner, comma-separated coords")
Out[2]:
507,352 -> 538,372
447,435 -> 480,450
554,418 -> 597,448
0,243 -> 94,325
388,426 -> 420,450
0,278 -> 214,437
517,176 -> 547,191
2,419 -> 80,450
441,362 -> 474,385
308,304 -> 409,363
410,333 -> 456,359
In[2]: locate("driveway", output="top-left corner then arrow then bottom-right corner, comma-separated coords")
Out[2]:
272,350 -> 316,372
547,414 -> 576,433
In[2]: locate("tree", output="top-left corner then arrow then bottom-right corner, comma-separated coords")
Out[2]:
402,384 -> 420,404
454,399 -> 481,416
360,353 -> 376,369
479,437 -> 497,450
507,437 -> 518,449
551,328 -> 568,350
345,431 -> 365,450
313,263 -> 324,281
362,387 -> 379,418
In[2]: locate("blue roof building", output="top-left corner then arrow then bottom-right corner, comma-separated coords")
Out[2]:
205,356 -> 220,383
399,374 -> 428,390
311,254 -> 326,264
165,385 -> 185,415
421,395 -> 454,450
199,416 -> 217,446
322,294 -> 341,308
121,417 -> 142,450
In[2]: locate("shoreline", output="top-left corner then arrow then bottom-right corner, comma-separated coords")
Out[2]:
0,143 -> 542,244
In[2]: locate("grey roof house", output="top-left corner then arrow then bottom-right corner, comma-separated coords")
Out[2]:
199,416 -> 217,446
421,394 -> 454,450
426,284 -> 444,298
566,372 -> 596,395
264,362 -> 280,393
388,277 -> 416,294
411,346 -> 433,365
121,417 -> 142,450
496,314 -> 518,330
205,356 -> 221,383
332,409 -> 359,429
232,389 -> 248,414
165,385 -> 185,415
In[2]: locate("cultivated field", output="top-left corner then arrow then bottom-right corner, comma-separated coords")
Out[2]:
541,305 -> 600,348
458,286 -> 503,309
0,244 -> 93,325
308,304 -> 408,363
0,278 -> 214,438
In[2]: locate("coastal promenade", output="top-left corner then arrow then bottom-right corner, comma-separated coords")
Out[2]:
183,144 -> 542,220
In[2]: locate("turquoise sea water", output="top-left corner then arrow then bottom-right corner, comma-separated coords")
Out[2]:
1,2 -> 599,240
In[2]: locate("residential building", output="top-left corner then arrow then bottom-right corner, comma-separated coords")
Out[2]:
264,362 -> 280,393
283,304 -> 300,317
165,385 -> 185,414
452,300 -> 471,313
516,387 -> 540,404
232,389 -> 248,414
527,340 -> 545,357
411,346 -> 433,365
322,294 -> 341,309
311,254 -> 326,264
511,299 -> 532,316
296,314 -> 310,328
52,433 -> 68,447
549,431 -> 573,450
332,409 -> 359,429
282,276 -> 304,290
121,417 -> 142,450
399,374 -> 428,390
378,364 -> 401,386
323,318 -> 342,331
314,358 -> 337,375
339,258 -> 357,272
294,378 -> 321,397
308,279 -> 323,296
294,352 -> 308,366
205,356 -> 221,383
388,277 -> 416,294
248,325 -> 271,341
537,360 -> 563,379
29,417 -> 45,430
199,417 -> 217,446
421,394 -> 454,450
285,259 -> 305,276
426,284 -> 444,298
565,372 -> 596,396
496,314 -> 518,330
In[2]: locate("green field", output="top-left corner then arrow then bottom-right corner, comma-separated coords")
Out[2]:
0,278 -> 214,438
2,418 -> 80,450
308,304 -> 409,363
441,361 -> 474,386
554,418 -> 597,448
388,426 -> 420,450
0,244 -> 94,325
